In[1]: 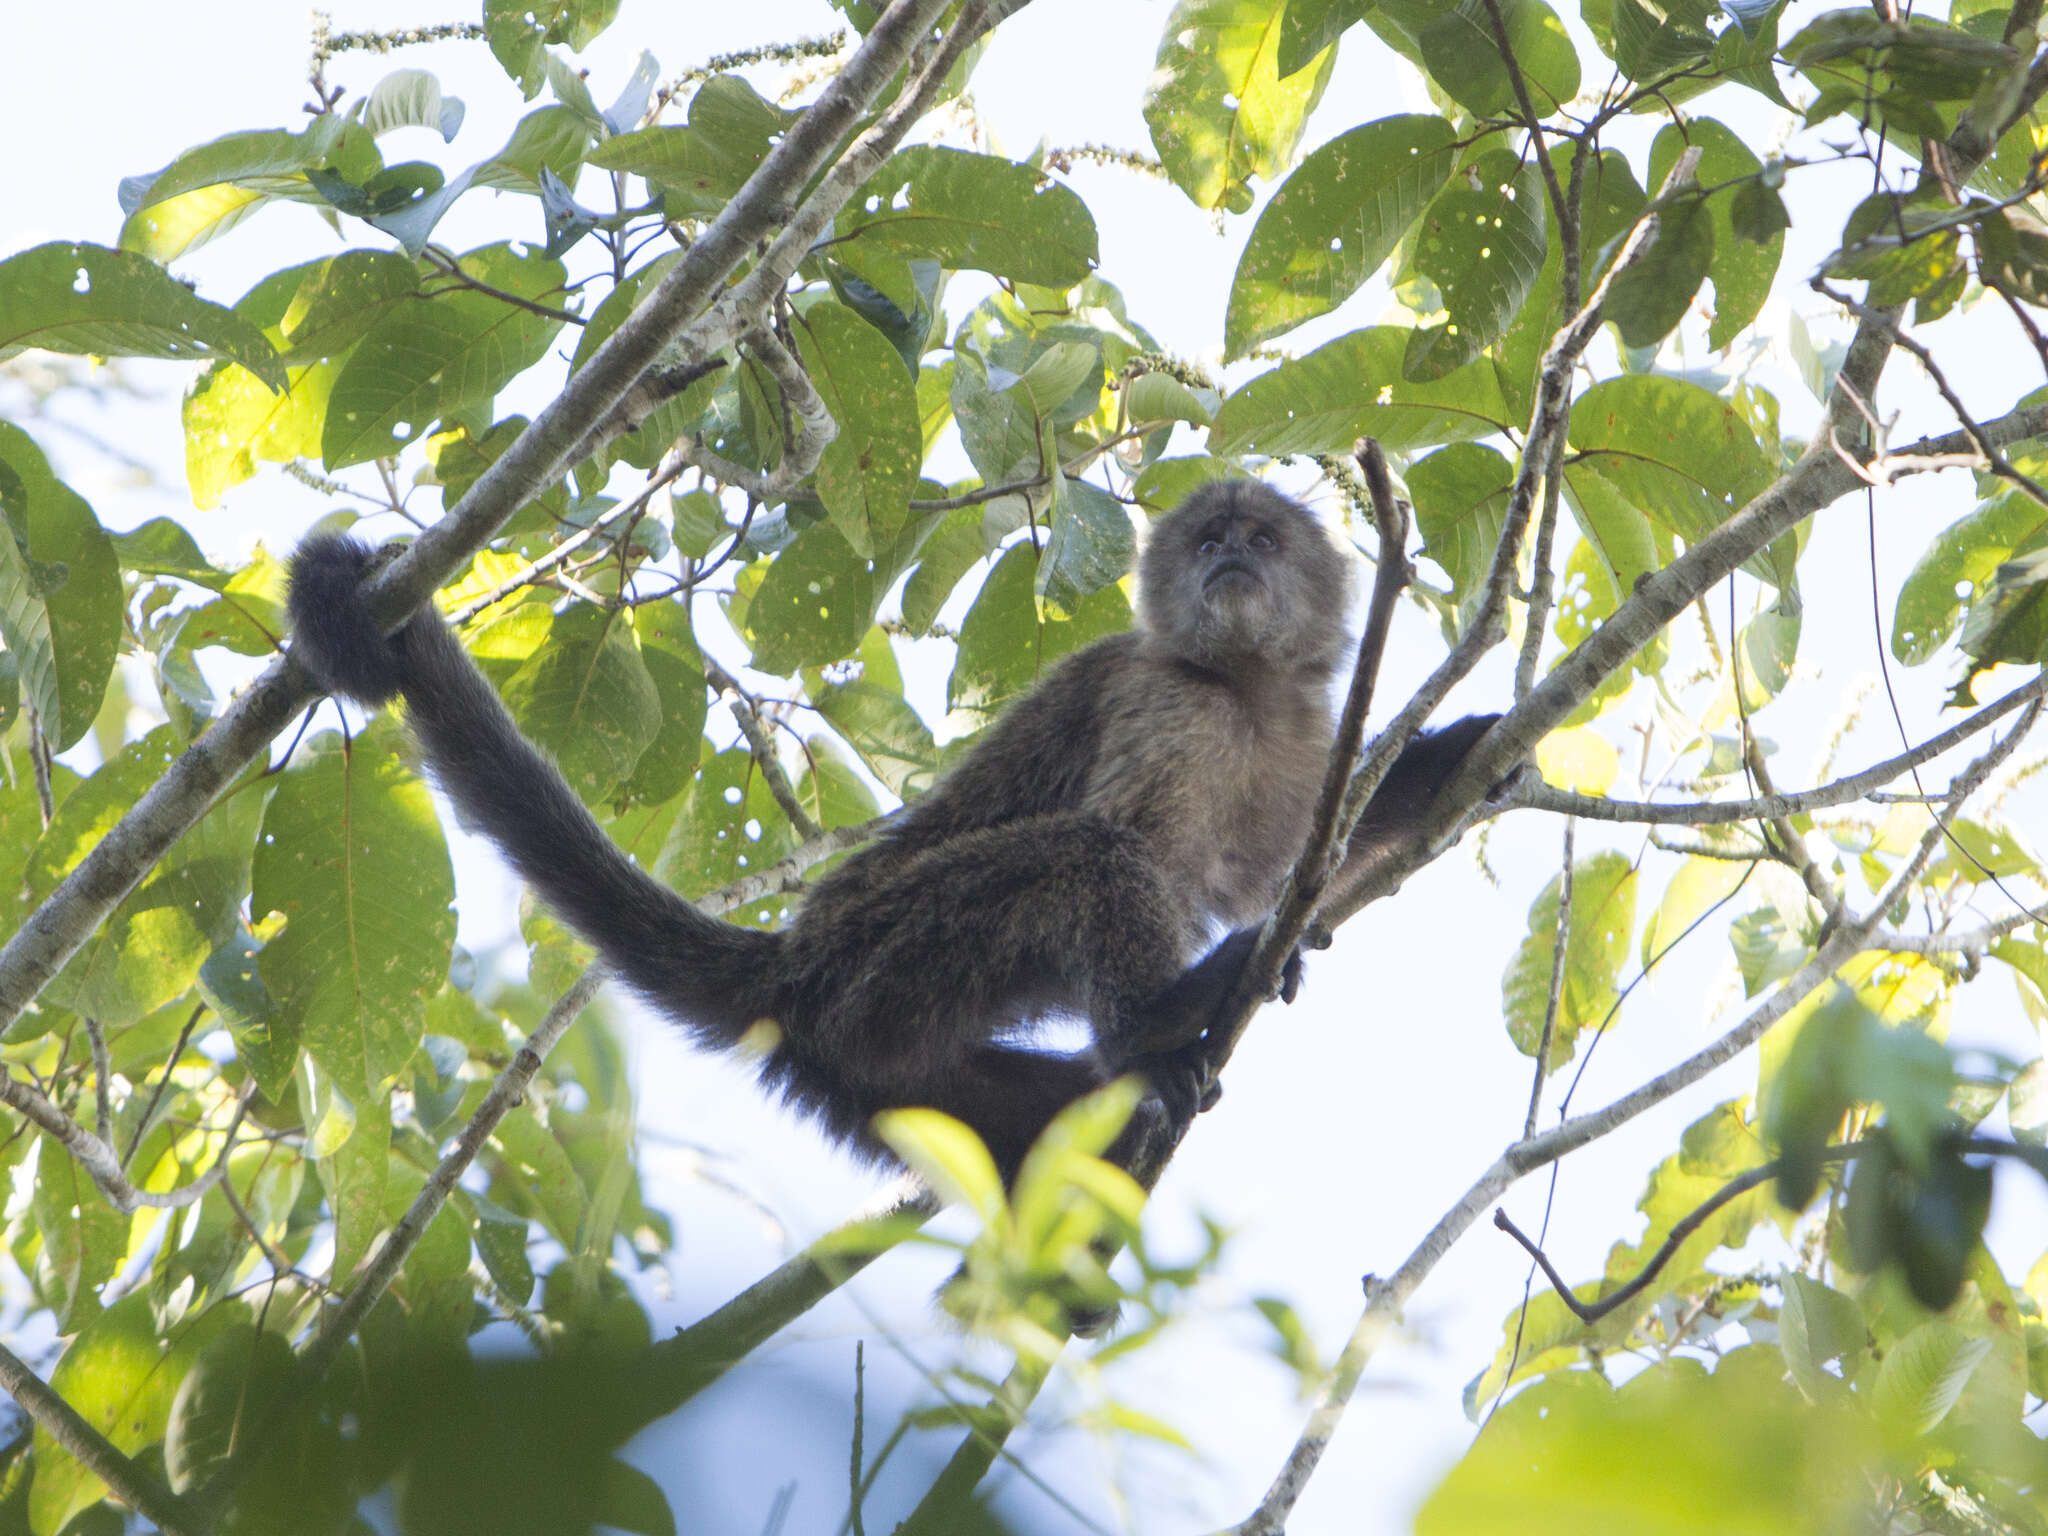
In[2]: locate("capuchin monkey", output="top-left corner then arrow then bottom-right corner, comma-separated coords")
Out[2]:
288,480 -> 1494,1182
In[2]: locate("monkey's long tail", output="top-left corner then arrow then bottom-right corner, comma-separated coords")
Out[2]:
286,536 -> 780,1049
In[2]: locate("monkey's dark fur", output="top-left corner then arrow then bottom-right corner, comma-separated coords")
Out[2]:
288,482 -> 1492,1181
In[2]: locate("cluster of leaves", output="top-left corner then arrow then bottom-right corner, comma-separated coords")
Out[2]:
0,0 -> 2046,1529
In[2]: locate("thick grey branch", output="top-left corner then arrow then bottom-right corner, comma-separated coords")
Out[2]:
0,1339 -> 195,1536
0,0 -> 963,1035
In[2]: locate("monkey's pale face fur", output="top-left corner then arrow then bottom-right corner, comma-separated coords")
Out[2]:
1137,481 -> 1355,672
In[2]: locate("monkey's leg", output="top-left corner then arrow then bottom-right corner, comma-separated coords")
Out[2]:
793,814 -> 1201,1168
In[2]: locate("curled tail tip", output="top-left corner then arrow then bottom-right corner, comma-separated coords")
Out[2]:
287,534 -> 406,705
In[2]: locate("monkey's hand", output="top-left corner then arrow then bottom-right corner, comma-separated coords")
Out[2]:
286,535 -> 416,705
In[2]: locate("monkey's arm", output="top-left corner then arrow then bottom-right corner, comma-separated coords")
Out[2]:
287,537 -> 775,1043
1330,714 -> 1500,902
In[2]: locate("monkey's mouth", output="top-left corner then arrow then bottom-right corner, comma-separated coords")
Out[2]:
1202,559 -> 1258,591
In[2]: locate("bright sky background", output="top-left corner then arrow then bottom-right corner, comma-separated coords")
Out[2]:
5,3 -> 2047,1533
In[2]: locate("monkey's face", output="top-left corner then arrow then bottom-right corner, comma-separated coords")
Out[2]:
1137,483 -> 1355,670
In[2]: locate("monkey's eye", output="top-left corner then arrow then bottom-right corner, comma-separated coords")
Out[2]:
1198,538 -> 1222,555
1250,531 -> 1277,551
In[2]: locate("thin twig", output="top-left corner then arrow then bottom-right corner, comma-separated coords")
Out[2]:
704,660 -> 823,841
1523,819 -> 1573,1138
1511,670 -> 2048,825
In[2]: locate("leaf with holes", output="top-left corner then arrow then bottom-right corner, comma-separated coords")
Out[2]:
1402,149 -> 1548,381
1501,850 -> 1637,1069
0,241 -> 284,388
792,301 -> 920,558
837,146 -> 1098,288
322,242 -> 567,468
252,724 -> 454,1101
1211,326 -> 1514,457
1225,114 -> 1457,358
1143,0 -> 1336,213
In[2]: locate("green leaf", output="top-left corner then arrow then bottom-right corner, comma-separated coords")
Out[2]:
1871,1320 -> 1994,1435
320,1093 -> 389,1283
1277,0 -> 1371,74
1422,1357 -> 1872,1535
501,604 -> 661,803
670,746 -> 799,913
361,68 -> 465,141
949,543 -> 1131,721
1403,148 -> 1548,380
595,1460 -> 676,1536
29,1296 -> 243,1536
1039,475 -> 1136,614
0,241 -> 284,390
1566,375 -> 1775,557
1953,545 -> 2048,699
30,1130 -> 128,1331
491,1105 -> 591,1250
1143,0 -> 1336,213
590,77 -> 795,214
162,1324 -> 295,1491
814,677 -> 942,800
792,301 -> 921,557
1408,442 -> 1513,628
1649,120 -> 1783,348
1210,326 -> 1513,457
1611,0 -> 1716,80
1224,114 -> 1458,358
26,728 -> 261,1029
118,120 -> 352,259
1418,0 -> 1580,116
743,525 -> 878,674
485,0 -> 621,96
875,1107 -> 1006,1222
1779,1273 -> 1867,1402
1604,195 -> 1713,349
252,726 -> 455,1100
457,1187 -> 536,1304
1502,850 -> 1637,1069
472,104 -> 597,194
184,357 -> 339,511
0,423 -> 121,750
617,606 -> 706,807
1893,486 -> 2048,665
322,243 -> 568,468
837,146 -> 1099,287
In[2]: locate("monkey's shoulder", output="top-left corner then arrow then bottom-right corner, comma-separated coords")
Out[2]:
880,632 -> 1148,849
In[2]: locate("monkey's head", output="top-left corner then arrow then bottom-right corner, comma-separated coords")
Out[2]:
1136,481 -> 1355,671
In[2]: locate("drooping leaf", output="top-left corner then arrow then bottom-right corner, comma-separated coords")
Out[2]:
743,524 -> 878,674
1649,119 -> 1783,348
28,1297 -> 244,1536
1501,850 -> 1637,1069
501,604 -> 662,804
1403,148 -> 1549,380
1417,0 -> 1580,116
0,423 -> 121,751
252,725 -> 455,1101
792,301 -> 921,557
25,728 -> 262,1029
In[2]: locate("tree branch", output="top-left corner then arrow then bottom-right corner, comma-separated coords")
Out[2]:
0,0 -> 968,1036
0,1339 -> 196,1536
1228,704 -> 2034,1534
1507,669 -> 2048,825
